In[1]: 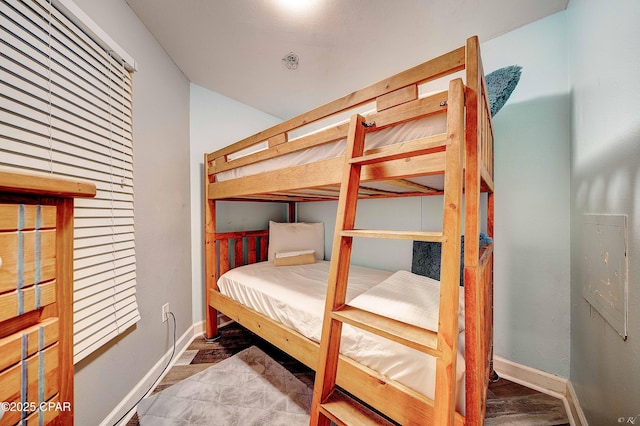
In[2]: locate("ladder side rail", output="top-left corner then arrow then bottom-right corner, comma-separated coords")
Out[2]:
310,114 -> 368,426
433,78 -> 466,426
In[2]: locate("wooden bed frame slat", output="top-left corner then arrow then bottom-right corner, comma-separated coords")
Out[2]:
208,152 -> 448,200
376,84 -> 418,111
211,122 -> 349,175
349,132 -> 447,166
210,91 -> 448,180
210,289 -> 466,426
219,240 -> 229,275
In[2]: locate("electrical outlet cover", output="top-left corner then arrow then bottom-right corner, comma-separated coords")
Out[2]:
162,303 -> 169,322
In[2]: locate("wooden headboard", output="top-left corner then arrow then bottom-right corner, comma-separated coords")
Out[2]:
213,230 -> 269,277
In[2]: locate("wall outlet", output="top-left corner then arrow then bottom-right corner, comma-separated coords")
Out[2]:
162,303 -> 169,322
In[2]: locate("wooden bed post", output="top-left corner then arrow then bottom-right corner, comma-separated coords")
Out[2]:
487,190 -> 496,382
204,154 -> 220,340
463,35 -> 483,425
464,36 -> 481,281
464,35 -> 495,424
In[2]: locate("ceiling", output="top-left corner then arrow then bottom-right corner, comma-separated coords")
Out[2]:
125,0 -> 568,120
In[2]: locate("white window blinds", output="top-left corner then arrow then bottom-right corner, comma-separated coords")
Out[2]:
0,0 -> 140,363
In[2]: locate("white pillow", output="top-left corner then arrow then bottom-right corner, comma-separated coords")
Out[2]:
268,221 -> 324,261
349,270 -> 465,333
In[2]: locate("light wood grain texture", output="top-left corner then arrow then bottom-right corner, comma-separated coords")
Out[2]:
205,47 -> 464,163
204,152 -> 218,340
463,35 -> 484,426
378,179 -> 439,194
319,390 -> 395,426
430,78 -> 464,426
376,84 -> 418,112
0,170 -> 96,425
0,344 -> 59,424
209,290 -> 465,426
332,305 -> 439,356
0,230 -> 56,293
341,229 -> 445,242
0,281 -> 57,323
267,133 -> 288,148
349,133 -> 447,166
0,317 -> 58,372
0,204 -> 56,231
55,196 -> 74,425
207,92 -> 450,201
203,36 -> 495,426
311,114 -> 367,426
0,168 -> 95,198
208,153 -> 448,200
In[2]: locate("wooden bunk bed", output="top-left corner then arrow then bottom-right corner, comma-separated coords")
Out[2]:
204,36 -> 495,425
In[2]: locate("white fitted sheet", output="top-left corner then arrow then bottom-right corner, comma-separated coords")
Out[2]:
217,260 -> 466,412
216,113 -> 447,185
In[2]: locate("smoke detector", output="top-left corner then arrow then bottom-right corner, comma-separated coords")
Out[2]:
282,52 -> 299,70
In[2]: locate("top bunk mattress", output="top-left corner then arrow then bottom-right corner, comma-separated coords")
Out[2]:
215,112 -> 447,188
217,260 -> 466,411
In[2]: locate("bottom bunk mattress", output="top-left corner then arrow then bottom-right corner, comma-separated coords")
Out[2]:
217,260 -> 466,412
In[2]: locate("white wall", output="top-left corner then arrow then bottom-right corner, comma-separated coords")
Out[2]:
189,84 -> 286,323
567,1 -> 640,424
299,12 -> 572,378
70,1 -> 192,425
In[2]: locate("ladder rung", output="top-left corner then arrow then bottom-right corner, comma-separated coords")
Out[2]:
349,133 -> 448,166
341,229 -> 445,242
332,305 -> 440,357
319,390 -> 395,426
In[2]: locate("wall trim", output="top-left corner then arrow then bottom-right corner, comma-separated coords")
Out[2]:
566,380 -> 589,426
493,356 -> 586,426
101,321 -> 205,426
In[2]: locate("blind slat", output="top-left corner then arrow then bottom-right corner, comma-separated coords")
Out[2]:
1,0 -> 139,364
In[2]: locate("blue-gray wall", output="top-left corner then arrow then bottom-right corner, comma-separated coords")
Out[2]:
568,1 -> 640,423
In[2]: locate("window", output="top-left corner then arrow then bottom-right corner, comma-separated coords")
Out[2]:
1,0 -> 140,363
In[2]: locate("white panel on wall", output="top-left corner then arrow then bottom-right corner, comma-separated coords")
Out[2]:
582,214 -> 628,339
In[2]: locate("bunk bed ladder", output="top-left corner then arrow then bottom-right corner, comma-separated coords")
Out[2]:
310,79 -> 465,426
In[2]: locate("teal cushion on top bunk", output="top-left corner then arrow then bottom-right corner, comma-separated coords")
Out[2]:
485,65 -> 522,117
411,233 -> 493,286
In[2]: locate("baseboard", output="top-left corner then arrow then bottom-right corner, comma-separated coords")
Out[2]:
101,321 -> 205,426
566,380 -> 589,426
493,356 -> 586,426
192,319 -> 205,336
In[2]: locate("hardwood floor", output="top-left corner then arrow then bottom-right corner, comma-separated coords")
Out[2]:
485,377 -> 569,425
127,322 -> 569,425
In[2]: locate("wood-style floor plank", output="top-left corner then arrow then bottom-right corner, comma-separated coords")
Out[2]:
127,322 -> 569,425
